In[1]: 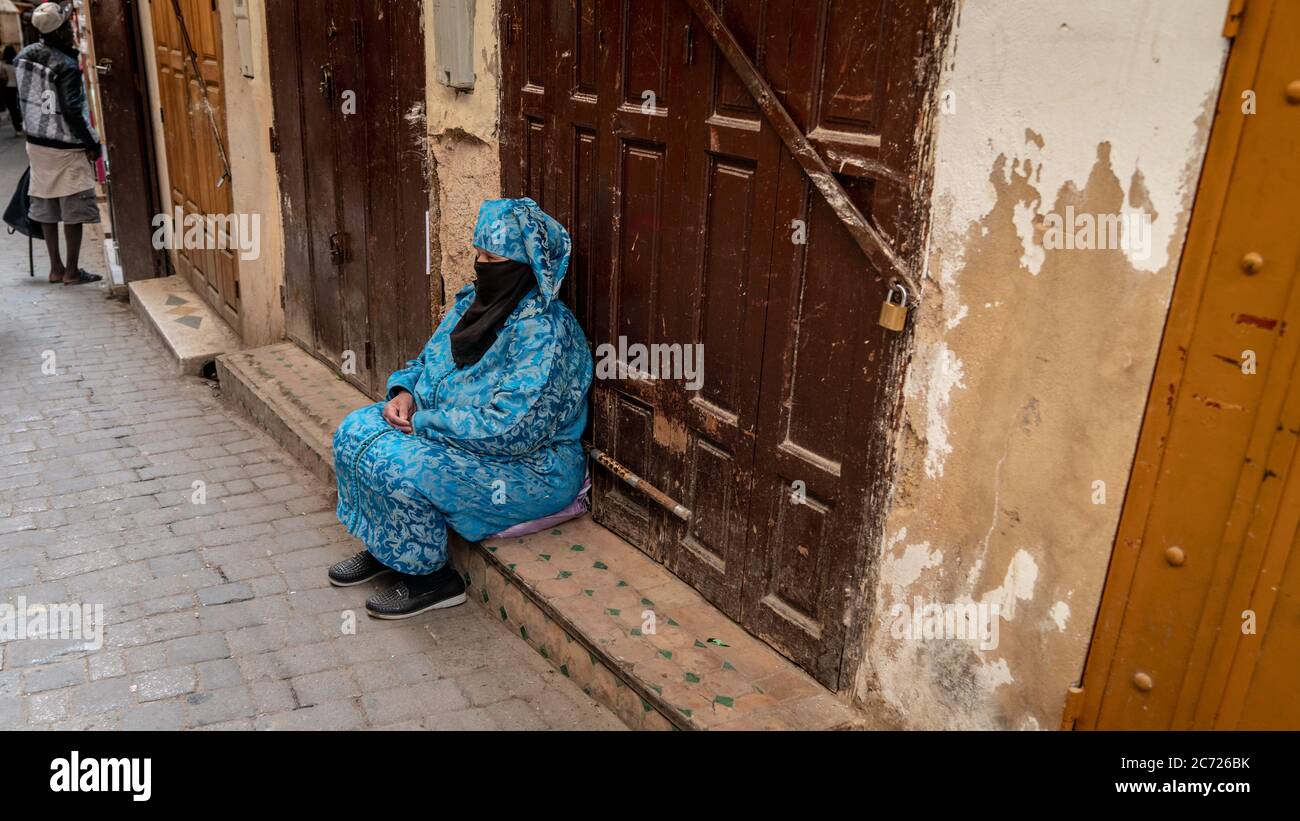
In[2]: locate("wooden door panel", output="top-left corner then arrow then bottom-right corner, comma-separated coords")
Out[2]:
584,0 -> 693,553
265,1 -> 313,350
341,0 -> 379,393
742,168 -> 888,680
266,0 -> 428,398
296,1 -> 344,364
654,0 -> 782,618
387,0 -> 434,387
90,0 -> 163,282
150,0 -> 237,321
733,0 -> 933,688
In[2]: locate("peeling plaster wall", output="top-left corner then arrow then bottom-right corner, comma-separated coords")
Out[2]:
857,0 -> 1230,729
218,0 -> 285,348
424,0 -> 504,319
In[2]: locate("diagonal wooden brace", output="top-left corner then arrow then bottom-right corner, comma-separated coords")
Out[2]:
684,0 -> 921,301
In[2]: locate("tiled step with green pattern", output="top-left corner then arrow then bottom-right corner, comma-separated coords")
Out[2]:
451,518 -> 864,730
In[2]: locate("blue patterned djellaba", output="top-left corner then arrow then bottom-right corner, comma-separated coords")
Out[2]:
332,198 -> 593,575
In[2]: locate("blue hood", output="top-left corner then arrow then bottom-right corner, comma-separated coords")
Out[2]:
471,197 -> 571,310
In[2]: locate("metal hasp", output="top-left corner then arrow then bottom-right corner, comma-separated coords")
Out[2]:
433,0 -> 476,91
587,447 -> 692,523
683,0 -> 919,301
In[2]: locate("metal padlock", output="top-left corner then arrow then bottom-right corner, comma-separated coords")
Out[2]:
879,283 -> 909,332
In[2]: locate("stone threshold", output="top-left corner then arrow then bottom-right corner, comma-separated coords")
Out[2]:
216,342 -> 865,730
216,342 -> 362,485
129,275 -> 242,375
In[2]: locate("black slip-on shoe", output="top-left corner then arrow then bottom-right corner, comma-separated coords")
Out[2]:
327,551 -> 391,587
364,567 -> 467,619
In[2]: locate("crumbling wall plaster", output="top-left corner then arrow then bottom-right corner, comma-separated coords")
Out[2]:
857,0 -> 1231,729
424,0 -> 504,315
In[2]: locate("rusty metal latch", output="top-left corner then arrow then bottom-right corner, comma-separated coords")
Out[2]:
587,446 -> 692,522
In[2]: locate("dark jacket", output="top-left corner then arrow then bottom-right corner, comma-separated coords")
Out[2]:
14,42 -> 98,153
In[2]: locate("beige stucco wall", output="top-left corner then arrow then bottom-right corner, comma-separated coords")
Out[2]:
855,0 -> 1231,729
215,0 -> 283,347
135,0 -> 284,348
424,0 -> 503,318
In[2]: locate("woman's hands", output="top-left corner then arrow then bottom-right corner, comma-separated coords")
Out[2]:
383,390 -> 415,433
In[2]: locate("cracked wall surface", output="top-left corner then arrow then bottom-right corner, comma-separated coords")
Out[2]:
856,0 -> 1231,729
424,0 -> 504,316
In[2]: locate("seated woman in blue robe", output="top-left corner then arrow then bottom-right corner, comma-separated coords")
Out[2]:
328,198 -> 592,619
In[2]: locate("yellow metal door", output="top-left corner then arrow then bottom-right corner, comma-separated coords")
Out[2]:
1075,0 -> 1300,730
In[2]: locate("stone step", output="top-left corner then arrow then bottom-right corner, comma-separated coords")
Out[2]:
215,342 -> 365,485
128,275 -> 241,375
453,518 -> 863,730
218,340 -> 864,730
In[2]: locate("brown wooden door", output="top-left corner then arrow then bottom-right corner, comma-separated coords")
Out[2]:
502,0 -> 938,688
150,0 -> 238,323
265,0 -> 431,398
89,0 -> 162,283
1075,0 -> 1300,730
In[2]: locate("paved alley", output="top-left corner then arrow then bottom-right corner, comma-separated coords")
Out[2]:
0,136 -> 623,731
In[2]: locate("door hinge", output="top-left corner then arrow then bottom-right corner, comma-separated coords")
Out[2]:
158,106 -> 165,125
269,126 -> 280,154
1223,0 -> 1246,38
1060,685 -> 1086,730
234,279 -> 240,299
279,284 -> 285,308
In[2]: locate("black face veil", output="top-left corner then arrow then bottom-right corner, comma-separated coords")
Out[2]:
449,258 -> 536,367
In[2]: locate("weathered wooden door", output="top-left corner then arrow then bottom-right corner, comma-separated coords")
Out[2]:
502,0 -> 941,688
266,0 -> 431,398
1075,0 -> 1300,730
150,0 -> 238,324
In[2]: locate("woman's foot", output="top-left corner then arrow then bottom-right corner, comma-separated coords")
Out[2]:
327,550 -> 391,587
365,565 -> 466,619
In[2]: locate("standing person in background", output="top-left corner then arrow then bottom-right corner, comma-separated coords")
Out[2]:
1,46 -> 22,136
16,2 -> 102,285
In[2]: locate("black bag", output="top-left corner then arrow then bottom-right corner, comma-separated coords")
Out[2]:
4,166 -> 43,240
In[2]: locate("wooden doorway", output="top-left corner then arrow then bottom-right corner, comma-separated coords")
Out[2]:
1074,0 -> 1300,730
501,0 -> 944,689
149,0 -> 239,324
265,0 -> 431,399
89,0 -> 162,283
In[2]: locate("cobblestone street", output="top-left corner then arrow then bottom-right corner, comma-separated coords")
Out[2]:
0,136 -> 622,731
